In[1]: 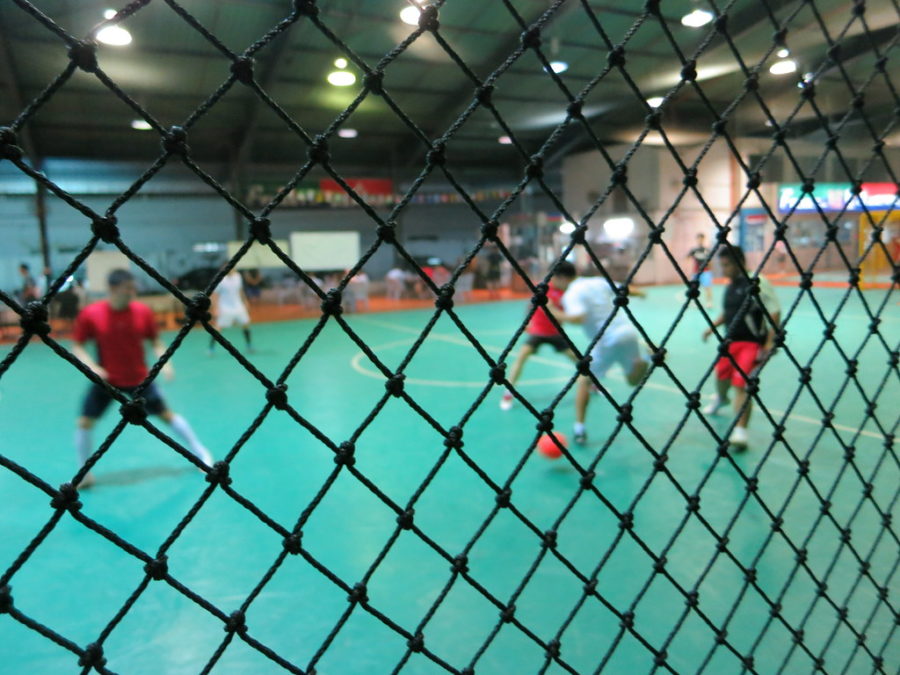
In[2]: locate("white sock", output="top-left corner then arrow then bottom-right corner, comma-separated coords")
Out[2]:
574,422 -> 586,435
75,428 -> 92,466
169,415 -> 212,465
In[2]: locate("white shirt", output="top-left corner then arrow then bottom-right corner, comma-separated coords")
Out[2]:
215,272 -> 245,312
562,277 -> 628,338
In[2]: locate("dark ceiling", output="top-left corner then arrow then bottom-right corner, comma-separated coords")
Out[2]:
1,0 -> 897,184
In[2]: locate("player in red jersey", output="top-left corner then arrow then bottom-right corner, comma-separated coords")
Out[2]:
500,261 -> 579,411
71,269 -> 212,487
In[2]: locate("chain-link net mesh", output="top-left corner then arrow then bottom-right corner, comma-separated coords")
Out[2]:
1,0 -> 898,672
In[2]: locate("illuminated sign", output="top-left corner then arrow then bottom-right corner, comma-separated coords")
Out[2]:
778,182 -> 899,213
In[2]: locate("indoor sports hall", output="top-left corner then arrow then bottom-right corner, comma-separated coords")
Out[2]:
0,1 -> 897,674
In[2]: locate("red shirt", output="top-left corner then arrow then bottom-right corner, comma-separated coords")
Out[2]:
73,300 -> 158,387
527,284 -> 564,337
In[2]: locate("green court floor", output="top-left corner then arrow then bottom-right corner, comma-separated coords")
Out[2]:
1,284 -> 897,674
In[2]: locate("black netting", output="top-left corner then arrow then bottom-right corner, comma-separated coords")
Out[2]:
1,0 -> 898,673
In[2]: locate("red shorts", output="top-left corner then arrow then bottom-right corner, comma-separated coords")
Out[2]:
715,341 -> 761,388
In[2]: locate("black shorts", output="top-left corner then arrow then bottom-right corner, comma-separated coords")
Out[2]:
525,334 -> 570,352
81,382 -> 167,419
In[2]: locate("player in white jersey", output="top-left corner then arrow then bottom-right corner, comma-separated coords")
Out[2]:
209,268 -> 253,354
555,268 -> 649,445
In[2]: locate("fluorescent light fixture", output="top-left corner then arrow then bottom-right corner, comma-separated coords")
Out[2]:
647,96 -> 665,108
498,135 -> 513,145
681,9 -> 714,28
103,9 -> 117,19
549,61 -> 568,74
559,222 -> 576,235
334,58 -> 348,69
96,24 -> 132,46
338,128 -> 358,138
769,59 -> 797,75
400,5 -> 421,26
327,70 -> 357,86
130,119 -> 152,131
777,48 -> 790,58
603,217 -> 635,240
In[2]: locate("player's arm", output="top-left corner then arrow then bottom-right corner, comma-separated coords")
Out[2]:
71,341 -> 108,381
151,337 -> 175,381
702,314 -> 725,341
627,284 -> 646,298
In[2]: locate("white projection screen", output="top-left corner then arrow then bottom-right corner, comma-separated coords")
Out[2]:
226,240 -> 289,269
289,231 -> 361,271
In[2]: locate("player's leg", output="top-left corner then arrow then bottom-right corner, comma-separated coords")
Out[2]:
501,341 -> 537,410
704,351 -> 732,415
726,341 -> 760,448
573,374 -> 591,445
75,383 -> 112,488
152,385 -> 213,466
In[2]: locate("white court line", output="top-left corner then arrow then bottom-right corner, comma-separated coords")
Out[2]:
351,317 -> 886,440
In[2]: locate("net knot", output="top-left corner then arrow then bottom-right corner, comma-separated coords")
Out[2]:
266,384 -> 289,410
714,14 -> 728,31
51,483 -> 82,512
619,512 -> 634,530
0,127 -> 23,161
715,628 -> 729,644
0,585 -> 11,613
799,272 -> 814,290
654,650 -> 668,667
651,348 -> 666,365
230,57 -> 255,84
571,225 -> 587,244
771,516 -> 784,533
307,136 -> 330,164
489,363 -> 506,384
772,129 -> 787,145
645,111 -> 661,128
144,555 -> 168,580
396,508 -> 414,530
435,284 -> 454,310
481,220 -> 499,239
187,293 -> 212,322
335,441 -> 355,466
620,611 -> 634,629
542,530 -> 557,549
682,169 -> 698,187
680,60 -> 697,82
385,373 -> 405,397
250,217 -> 271,242
844,445 -> 856,461
685,280 -> 700,300
444,426 -> 463,450
744,73 -> 759,92
531,284 -> 548,308
536,410 -> 553,433
426,142 -> 446,167
567,100 -> 584,119
293,0 -> 318,17
364,70 -> 384,94
800,81 -> 815,99
320,289 -> 343,315
686,495 -> 700,513
798,459 -> 810,476
91,216 -> 120,243
545,640 -> 561,659
611,163 -> 627,185
774,223 -> 787,240
686,391 -> 700,410
495,487 -> 512,508
120,397 -> 148,425
205,461 -> 232,486
520,27 -> 541,50
583,579 -> 598,596
746,477 -> 759,493
283,533 -> 303,554
576,356 -> 592,376
617,403 -> 632,423
717,536 -> 730,552
613,289 -> 629,307
475,85 -> 494,105
716,227 -> 731,244
451,554 -> 468,574
744,568 -> 757,583
875,56 -> 887,73
20,302 -> 50,336
607,46 -> 625,68
418,5 -> 439,31
648,227 -> 664,243
644,0 -> 661,15
852,93 -> 865,110
78,643 -> 107,669
500,604 -> 516,623
225,611 -> 247,635
742,656 -> 755,670
852,0 -> 866,16
69,41 -> 98,72
526,155 -> 543,179
580,470 -> 595,489
348,582 -> 368,604
163,126 -> 188,155
377,223 -> 396,242
407,633 -> 425,652
711,119 -> 726,135
653,454 -> 668,471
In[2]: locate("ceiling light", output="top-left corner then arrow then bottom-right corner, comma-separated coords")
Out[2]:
103,9 -> 117,19
327,70 -> 357,86
334,58 -> 348,69
96,24 -> 132,46
647,96 -> 665,108
549,61 -> 568,74
777,48 -> 790,58
400,5 -> 421,26
559,222 -> 576,235
681,9 -> 714,28
603,217 -> 635,240
338,128 -> 358,138
130,119 -> 152,131
769,59 -> 797,75
498,135 -> 512,145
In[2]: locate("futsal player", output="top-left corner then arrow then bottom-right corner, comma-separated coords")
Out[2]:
209,266 -> 254,354
702,246 -> 781,449
685,233 -> 714,307
500,261 -> 579,410
71,269 -> 213,487
553,266 -> 650,445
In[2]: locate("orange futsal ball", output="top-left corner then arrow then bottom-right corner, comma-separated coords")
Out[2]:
536,432 -> 567,459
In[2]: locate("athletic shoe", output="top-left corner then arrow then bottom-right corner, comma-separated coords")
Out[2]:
499,393 -> 513,411
626,357 -> 649,386
703,396 -> 729,415
729,426 -> 748,449
573,429 -> 588,446
194,445 -> 214,467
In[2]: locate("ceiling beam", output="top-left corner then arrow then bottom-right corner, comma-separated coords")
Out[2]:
0,26 -> 39,161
